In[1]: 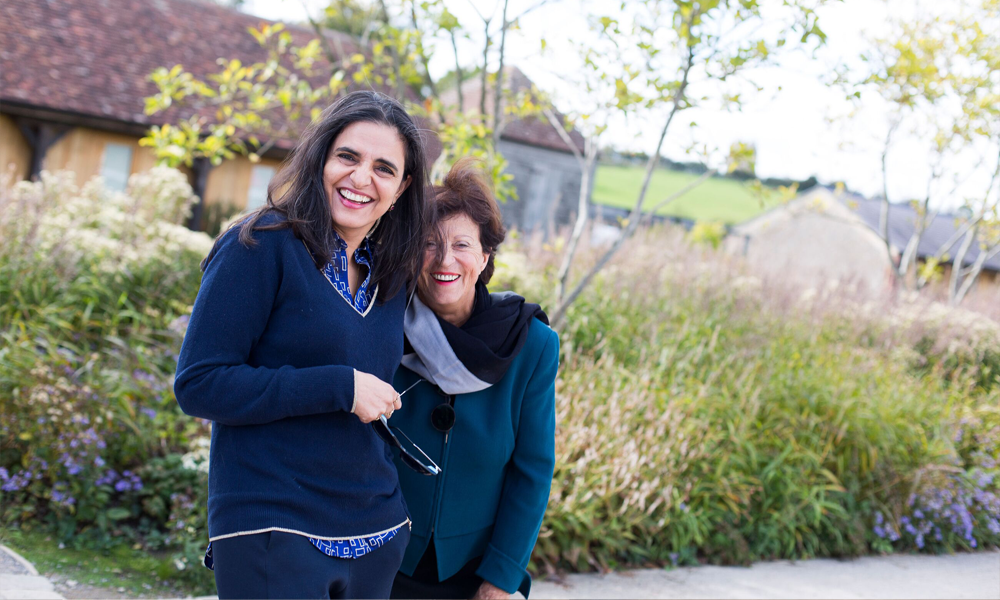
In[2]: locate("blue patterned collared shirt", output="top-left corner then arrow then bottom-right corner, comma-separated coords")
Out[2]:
323,232 -> 376,311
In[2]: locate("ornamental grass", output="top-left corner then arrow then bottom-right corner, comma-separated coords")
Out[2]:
493,229 -> 999,573
0,176 -> 997,593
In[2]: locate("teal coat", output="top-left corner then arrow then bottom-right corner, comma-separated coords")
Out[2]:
390,317 -> 559,598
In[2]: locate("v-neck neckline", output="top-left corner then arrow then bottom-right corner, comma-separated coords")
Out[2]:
324,275 -> 379,317
302,240 -> 379,317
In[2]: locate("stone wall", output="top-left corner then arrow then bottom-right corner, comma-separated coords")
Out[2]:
498,139 -> 593,236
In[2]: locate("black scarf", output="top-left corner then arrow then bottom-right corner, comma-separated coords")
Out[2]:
402,282 -> 548,393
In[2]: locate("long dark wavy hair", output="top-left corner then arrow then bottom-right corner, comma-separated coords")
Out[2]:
204,91 -> 428,302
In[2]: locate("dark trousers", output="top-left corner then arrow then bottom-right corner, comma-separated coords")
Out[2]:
212,527 -> 410,600
390,539 -> 483,600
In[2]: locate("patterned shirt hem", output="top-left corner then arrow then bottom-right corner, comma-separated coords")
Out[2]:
203,519 -> 410,569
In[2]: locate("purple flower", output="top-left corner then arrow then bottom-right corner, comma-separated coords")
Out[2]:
95,469 -> 118,487
94,456 -> 105,468
115,480 -> 131,492
0,470 -> 28,492
132,370 -> 161,388
141,408 -> 157,420
52,489 -> 76,507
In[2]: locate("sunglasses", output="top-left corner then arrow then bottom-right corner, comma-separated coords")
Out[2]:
372,380 -> 441,476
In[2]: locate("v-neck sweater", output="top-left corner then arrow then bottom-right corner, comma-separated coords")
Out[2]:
174,216 -> 409,542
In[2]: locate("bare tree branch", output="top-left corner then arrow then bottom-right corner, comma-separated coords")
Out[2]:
479,19 -> 491,121
557,140 -> 597,302
542,108 -> 584,163
464,0 -> 487,21
550,38 -> 697,328
410,1 -> 439,98
948,224 -> 978,302
450,30 -> 464,110
879,118 -> 901,281
510,0 -> 552,22
950,144 -> 1000,304
928,215 -> 983,260
541,107 -> 596,301
491,0 -> 511,147
953,241 -> 994,304
642,168 -> 715,224
300,0 -> 345,69
375,0 -> 407,99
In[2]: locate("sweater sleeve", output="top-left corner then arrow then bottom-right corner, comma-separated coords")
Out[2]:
173,228 -> 355,426
476,325 -> 559,597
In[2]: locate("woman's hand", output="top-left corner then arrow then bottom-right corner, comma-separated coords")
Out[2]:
472,581 -> 509,600
352,371 -> 402,423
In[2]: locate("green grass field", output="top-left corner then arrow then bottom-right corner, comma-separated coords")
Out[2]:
592,164 -> 769,224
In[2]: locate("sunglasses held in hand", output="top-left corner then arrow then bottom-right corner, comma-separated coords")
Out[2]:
371,380 -> 441,476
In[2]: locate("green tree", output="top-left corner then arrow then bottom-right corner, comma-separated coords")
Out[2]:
322,0 -> 380,37
841,0 -> 1000,303
546,0 -> 833,328
141,0 -> 549,205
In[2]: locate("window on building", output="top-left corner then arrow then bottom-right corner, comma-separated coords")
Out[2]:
247,165 -> 276,211
101,143 -> 133,192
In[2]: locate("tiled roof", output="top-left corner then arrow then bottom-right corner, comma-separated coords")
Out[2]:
0,0 -> 359,150
842,191 -> 1000,272
440,66 -> 587,155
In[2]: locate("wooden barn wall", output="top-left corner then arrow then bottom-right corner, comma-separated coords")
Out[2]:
0,114 -> 32,181
42,127 -> 158,183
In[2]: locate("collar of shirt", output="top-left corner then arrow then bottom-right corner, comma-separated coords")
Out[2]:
325,231 -> 376,312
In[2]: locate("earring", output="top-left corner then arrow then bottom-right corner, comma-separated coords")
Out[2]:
389,203 -> 395,211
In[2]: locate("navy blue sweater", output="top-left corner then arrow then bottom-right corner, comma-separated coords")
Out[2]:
174,218 -> 409,541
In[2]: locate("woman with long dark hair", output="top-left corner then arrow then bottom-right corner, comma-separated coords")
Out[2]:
174,91 -> 429,599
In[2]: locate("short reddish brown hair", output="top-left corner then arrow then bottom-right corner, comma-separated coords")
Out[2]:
427,158 -> 506,285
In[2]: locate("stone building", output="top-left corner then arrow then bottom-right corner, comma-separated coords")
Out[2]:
441,67 -> 593,235
728,186 -> 1000,299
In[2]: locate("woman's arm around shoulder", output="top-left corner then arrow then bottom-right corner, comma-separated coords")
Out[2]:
475,320 -> 559,598
173,225 -> 357,426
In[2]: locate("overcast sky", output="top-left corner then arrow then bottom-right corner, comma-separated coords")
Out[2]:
242,0 -> 993,210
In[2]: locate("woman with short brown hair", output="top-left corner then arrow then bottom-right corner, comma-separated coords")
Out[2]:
387,159 -> 560,599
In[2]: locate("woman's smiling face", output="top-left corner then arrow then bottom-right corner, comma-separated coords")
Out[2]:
418,213 -> 489,320
323,121 -> 410,242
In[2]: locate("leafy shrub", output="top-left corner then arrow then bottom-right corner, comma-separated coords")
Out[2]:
2,186 -> 998,596
492,230 -> 1000,574
0,169 -> 214,591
